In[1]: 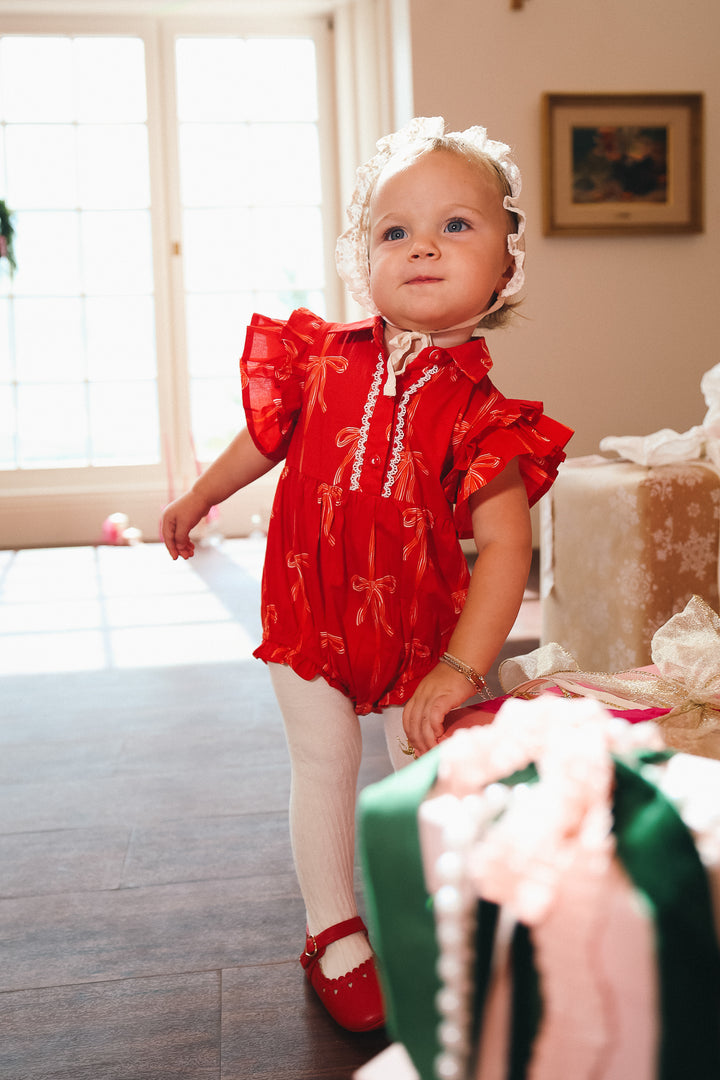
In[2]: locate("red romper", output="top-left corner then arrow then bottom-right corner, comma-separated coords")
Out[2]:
240,308 -> 573,716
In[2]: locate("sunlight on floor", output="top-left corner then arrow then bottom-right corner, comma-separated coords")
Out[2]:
0,539 -> 540,678
0,540 -> 260,677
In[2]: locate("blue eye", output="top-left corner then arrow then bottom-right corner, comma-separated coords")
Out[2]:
445,219 -> 469,233
384,226 -> 407,241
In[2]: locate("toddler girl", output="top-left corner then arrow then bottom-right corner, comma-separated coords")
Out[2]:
161,116 -> 573,1033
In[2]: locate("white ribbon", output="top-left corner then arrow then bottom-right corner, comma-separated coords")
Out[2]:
383,330 -> 431,396
600,426 -> 705,466
382,304 -> 502,396
600,360 -> 720,466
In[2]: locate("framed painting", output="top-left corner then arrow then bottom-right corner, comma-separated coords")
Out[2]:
542,92 -> 703,236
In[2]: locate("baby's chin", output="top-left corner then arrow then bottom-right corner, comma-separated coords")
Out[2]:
381,313 -> 455,333
382,314 -> 481,340
382,317 -> 436,333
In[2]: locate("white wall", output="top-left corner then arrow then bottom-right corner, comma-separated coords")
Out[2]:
407,0 -> 719,457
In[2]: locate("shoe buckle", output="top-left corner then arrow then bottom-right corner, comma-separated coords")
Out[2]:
304,934 -> 318,959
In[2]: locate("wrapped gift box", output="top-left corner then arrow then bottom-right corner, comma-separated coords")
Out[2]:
540,456 -> 720,671
357,697 -> 720,1080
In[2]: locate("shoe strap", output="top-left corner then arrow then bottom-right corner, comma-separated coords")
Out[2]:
301,916 -> 367,967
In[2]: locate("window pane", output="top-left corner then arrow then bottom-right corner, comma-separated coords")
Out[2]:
0,37 -> 74,121
89,382 -> 159,464
14,298 -> 85,383
186,294 -> 254,378
248,124 -> 321,205
6,125 -> 77,208
254,289 -> 326,321
11,211 -> 81,296
81,211 -> 154,294
190,377 -> 244,462
244,39 -> 318,121
249,206 -> 324,289
175,39 -> 247,121
178,124 -> 250,207
1,32 -> 159,472
175,34 -> 326,463
77,125 -> 150,209
17,383 -> 89,468
182,208 -> 250,292
73,37 -> 147,122
86,297 -> 156,381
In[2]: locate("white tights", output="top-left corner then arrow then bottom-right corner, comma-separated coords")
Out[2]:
269,663 -> 411,978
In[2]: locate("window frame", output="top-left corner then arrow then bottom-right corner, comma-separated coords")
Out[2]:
0,0 -> 409,548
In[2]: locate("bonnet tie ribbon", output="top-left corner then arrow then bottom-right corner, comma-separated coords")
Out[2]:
383,330 -> 432,396
382,301 -> 506,397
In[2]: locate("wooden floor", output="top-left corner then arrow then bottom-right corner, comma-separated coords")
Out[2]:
0,540 -> 539,1080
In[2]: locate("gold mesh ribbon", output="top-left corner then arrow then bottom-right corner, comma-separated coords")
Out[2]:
499,595 -> 720,756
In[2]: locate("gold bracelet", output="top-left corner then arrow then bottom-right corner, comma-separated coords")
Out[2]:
440,652 -> 492,700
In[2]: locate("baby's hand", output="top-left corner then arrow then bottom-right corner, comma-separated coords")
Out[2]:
160,491 -> 211,560
402,663 -> 475,756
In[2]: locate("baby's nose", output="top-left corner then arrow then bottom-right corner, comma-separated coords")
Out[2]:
410,240 -> 438,258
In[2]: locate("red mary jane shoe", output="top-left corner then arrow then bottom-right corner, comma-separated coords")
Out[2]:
299,916 -> 385,1032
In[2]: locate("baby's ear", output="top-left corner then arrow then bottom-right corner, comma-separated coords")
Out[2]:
495,259 -> 515,293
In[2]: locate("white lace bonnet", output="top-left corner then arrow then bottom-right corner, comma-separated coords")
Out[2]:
335,115 -> 527,317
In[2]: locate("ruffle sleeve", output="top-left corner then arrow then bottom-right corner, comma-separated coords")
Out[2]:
239,307 -> 325,461
443,397 -> 573,537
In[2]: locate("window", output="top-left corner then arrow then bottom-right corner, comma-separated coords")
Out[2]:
0,34 -> 158,469
174,35 -> 327,461
0,11 -> 341,545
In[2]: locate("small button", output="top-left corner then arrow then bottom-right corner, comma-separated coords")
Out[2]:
429,349 -> 441,360
370,454 -> 382,467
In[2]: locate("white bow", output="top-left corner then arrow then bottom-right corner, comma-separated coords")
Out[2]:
383,330 -> 432,396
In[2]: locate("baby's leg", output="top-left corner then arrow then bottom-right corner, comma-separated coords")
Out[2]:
269,662 -> 371,979
382,704 -> 416,770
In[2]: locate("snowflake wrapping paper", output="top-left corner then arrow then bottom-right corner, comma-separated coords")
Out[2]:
540,456 -> 720,671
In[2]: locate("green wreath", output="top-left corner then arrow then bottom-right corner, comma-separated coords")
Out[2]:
0,199 -> 17,274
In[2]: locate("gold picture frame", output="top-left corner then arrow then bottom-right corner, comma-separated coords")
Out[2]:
542,92 -> 704,236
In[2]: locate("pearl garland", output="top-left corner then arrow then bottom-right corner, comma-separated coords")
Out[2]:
431,789 -> 511,1080
426,698 -> 665,1079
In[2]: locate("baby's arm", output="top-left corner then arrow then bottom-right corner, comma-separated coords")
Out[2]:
402,457 -> 532,754
161,427 -> 276,560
